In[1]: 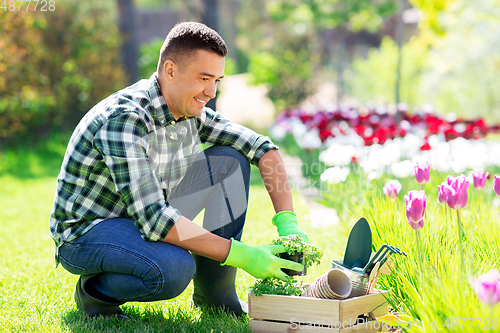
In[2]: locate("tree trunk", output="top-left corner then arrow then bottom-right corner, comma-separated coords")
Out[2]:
202,0 -> 219,30
117,0 -> 139,84
395,0 -> 406,121
336,31 -> 346,105
202,0 -> 219,111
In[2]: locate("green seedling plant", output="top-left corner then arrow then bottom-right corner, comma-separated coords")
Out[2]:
251,235 -> 323,296
251,277 -> 306,297
272,234 -> 323,268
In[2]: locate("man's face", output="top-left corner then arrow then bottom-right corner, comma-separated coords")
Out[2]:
164,49 -> 225,120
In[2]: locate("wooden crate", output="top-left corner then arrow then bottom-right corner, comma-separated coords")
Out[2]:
249,290 -> 389,333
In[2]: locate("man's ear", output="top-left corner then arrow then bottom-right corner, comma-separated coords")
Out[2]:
162,60 -> 176,83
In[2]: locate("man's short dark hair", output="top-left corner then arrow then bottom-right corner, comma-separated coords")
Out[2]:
157,22 -> 228,72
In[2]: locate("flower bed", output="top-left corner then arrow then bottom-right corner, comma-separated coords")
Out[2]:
271,107 -> 500,180
269,106 -> 500,332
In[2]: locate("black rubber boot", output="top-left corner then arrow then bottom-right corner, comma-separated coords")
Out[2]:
74,275 -> 129,320
192,254 -> 248,317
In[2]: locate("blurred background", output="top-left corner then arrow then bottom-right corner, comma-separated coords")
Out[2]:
1,0 -> 500,144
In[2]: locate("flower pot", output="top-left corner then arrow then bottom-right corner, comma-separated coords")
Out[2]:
331,259 -> 369,297
279,252 -> 307,276
302,268 -> 352,299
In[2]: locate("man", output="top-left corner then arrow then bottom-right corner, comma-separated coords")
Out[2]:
50,22 -> 311,320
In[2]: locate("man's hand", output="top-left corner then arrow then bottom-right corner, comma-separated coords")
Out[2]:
272,211 -> 311,244
222,238 -> 304,280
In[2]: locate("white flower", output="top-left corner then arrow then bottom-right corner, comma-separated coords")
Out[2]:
319,143 -> 357,166
487,141 -> 500,165
400,134 -> 422,159
379,140 -> 401,166
269,124 -> 287,141
391,160 -> 414,178
291,119 -> 308,138
320,166 -> 350,184
298,129 -> 322,149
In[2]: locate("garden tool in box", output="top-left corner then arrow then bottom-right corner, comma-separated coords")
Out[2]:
363,244 -> 407,275
341,217 -> 372,270
331,217 -> 407,297
330,217 -> 373,297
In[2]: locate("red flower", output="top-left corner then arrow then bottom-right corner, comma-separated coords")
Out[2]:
354,125 -> 367,136
394,127 -> 407,138
424,115 -> 444,135
442,124 -> 459,141
420,141 -> 431,151
319,129 -> 333,142
363,135 -> 377,146
374,127 -> 390,145
299,113 -> 312,124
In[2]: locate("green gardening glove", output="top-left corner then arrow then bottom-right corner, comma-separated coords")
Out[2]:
272,210 -> 311,244
221,238 -> 304,280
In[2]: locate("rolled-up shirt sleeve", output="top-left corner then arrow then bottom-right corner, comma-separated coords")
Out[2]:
94,112 -> 181,241
197,108 -> 279,166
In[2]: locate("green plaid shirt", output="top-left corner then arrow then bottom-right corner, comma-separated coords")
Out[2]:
49,73 -> 277,265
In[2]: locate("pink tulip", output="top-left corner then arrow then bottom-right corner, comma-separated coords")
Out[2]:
383,180 -> 402,200
437,182 -> 452,203
472,168 -> 489,190
443,174 -> 469,210
414,161 -> 430,184
404,190 -> 427,230
470,269 -> 500,305
494,175 -> 500,196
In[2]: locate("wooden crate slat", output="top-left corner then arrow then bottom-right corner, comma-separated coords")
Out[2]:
249,290 -> 389,333
339,291 -> 389,324
249,319 -> 387,333
249,294 -> 341,323
250,319 -> 340,332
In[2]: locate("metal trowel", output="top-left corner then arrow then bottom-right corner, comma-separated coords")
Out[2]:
342,217 -> 373,270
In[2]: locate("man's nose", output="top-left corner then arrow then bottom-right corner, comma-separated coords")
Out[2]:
204,82 -> 217,99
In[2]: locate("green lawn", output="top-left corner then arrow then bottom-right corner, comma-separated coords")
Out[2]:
0,139 -> 345,332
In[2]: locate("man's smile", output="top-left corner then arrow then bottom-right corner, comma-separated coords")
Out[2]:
194,97 -> 208,105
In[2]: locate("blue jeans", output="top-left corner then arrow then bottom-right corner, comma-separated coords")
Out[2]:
58,146 -> 251,302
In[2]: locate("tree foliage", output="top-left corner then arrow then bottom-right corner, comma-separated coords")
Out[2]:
420,0 -> 500,120
349,0 -> 500,121
409,0 -> 456,40
138,38 -> 164,79
0,2 -> 126,142
246,30 -> 318,111
241,0 -> 399,111
349,36 -> 429,108
266,0 -> 397,33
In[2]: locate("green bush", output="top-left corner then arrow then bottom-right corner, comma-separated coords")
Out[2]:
348,36 -> 429,108
248,46 -> 315,111
138,38 -> 163,79
0,2 -> 126,142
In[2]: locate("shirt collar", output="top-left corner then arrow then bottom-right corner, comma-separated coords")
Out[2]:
147,72 -> 177,126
